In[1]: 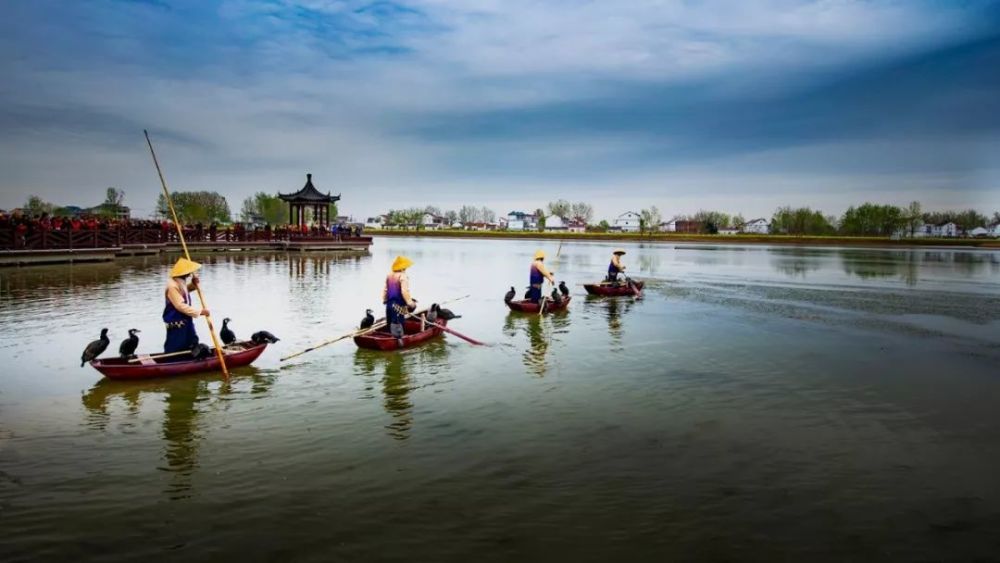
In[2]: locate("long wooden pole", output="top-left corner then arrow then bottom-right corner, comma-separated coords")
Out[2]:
539,240 -> 564,315
404,312 -> 484,346
144,129 -> 230,378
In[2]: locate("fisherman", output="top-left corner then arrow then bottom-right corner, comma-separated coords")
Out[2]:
163,257 -> 210,354
606,249 -> 627,283
383,255 -> 418,348
528,250 -> 556,303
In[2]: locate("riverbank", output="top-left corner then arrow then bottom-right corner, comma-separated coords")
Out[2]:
372,229 -> 1000,249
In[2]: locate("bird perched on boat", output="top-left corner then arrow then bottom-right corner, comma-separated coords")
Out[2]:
558,281 -> 569,297
191,342 -> 211,360
81,328 -> 110,367
251,331 -> 281,344
504,286 -> 516,303
432,304 -> 461,320
550,287 -> 563,304
118,329 -> 141,359
220,318 -> 236,345
359,309 -> 375,330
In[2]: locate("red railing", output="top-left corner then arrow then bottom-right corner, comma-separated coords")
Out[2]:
0,227 -> 371,251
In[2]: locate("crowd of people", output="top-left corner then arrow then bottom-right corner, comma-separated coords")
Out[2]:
0,209 -> 365,249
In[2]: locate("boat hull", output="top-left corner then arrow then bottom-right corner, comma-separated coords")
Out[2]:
583,280 -> 644,297
506,295 -> 572,314
90,341 -> 268,380
354,318 -> 447,351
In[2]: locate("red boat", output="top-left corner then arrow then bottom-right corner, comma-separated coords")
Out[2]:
89,340 -> 268,380
583,280 -> 644,297
506,295 -> 572,314
354,318 -> 448,351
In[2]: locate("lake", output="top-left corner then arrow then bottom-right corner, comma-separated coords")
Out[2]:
2,238 -> 1000,561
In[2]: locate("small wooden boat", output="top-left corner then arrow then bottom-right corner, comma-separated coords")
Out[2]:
90,340 -> 268,380
506,295 -> 572,314
583,280 -> 644,297
354,317 -> 448,351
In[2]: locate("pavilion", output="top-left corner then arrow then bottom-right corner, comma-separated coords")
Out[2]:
278,173 -> 340,228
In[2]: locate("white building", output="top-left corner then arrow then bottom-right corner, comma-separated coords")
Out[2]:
567,219 -> 587,233
421,213 -> 447,230
544,216 -> 567,231
614,211 -> 641,232
990,223 -> 1000,237
969,226 -> 989,237
506,211 -> 538,231
741,218 -> 770,234
932,222 -> 959,237
718,226 -> 739,235
659,219 -> 677,232
364,215 -> 387,230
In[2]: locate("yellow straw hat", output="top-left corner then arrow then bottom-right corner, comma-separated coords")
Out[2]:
169,257 -> 201,278
391,255 -> 414,272
534,250 -> 546,260
613,249 -> 626,255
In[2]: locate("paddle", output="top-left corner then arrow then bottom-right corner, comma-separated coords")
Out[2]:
280,295 -> 470,362
405,312 -> 484,346
145,130 -> 229,378
625,276 -> 643,299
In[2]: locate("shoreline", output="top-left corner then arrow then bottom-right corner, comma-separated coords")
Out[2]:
370,230 -> 1000,249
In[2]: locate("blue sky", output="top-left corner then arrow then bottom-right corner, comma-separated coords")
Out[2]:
1,0 -> 998,221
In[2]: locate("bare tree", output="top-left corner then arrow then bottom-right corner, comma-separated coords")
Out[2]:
571,202 -> 594,224
547,199 -> 571,219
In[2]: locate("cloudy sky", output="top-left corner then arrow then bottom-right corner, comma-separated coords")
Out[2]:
1,0 -> 998,221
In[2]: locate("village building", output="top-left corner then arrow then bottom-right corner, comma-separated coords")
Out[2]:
544,216 -> 567,231
506,211 -> 538,231
567,219 -> 587,233
613,211 -> 641,232
741,218 -> 770,234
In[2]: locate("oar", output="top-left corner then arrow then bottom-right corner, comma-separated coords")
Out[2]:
280,295 -> 470,361
145,129 -> 229,378
626,276 -> 643,299
405,312 -> 484,346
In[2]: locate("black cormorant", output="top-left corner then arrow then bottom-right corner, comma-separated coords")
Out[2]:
251,331 -> 281,344
504,286 -> 516,303
360,309 -> 375,330
558,281 -> 569,297
220,318 -> 236,345
81,328 -> 110,367
118,328 -> 141,358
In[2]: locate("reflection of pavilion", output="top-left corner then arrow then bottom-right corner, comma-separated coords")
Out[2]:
81,370 -> 274,499
354,340 -> 450,440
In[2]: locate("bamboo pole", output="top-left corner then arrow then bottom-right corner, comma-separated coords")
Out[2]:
144,130 -> 230,378
538,240 -> 563,315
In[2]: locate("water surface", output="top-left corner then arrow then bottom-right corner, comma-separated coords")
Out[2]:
2,239 -> 1000,561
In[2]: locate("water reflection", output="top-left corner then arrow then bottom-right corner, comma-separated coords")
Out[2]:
81,368 -> 275,499
503,311 -> 571,377
353,339 -> 450,440
768,248 -> 825,278
584,296 -> 637,352
839,249 -> 919,286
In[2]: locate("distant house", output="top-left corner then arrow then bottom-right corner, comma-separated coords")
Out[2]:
969,226 -> 989,237
545,216 -> 568,231
718,226 -> 739,235
741,218 -> 770,235
990,223 -> 1000,238
614,211 -> 641,232
660,219 -> 700,233
931,222 -> 959,237
507,211 -> 538,231
464,222 -> 498,231
567,219 -> 587,233
365,215 -> 387,230
421,213 -> 447,230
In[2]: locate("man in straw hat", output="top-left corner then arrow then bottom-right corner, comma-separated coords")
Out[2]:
528,250 -> 556,303
606,249 -> 627,284
382,255 -> 418,348
163,257 -> 210,353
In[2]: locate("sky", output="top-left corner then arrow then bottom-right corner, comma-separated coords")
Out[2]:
1,0 -> 999,222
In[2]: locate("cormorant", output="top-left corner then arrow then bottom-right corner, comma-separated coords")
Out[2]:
81,328 -> 110,367
220,318 -> 236,345
427,304 -> 439,323
504,286 -> 516,303
559,281 -> 569,297
550,288 -> 562,304
118,329 -> 141,359
436,307 -> 461,320
251,331 -> 281,344
359,309 -> 375,330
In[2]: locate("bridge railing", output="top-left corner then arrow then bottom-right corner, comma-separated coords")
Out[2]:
0,227 -> 371,250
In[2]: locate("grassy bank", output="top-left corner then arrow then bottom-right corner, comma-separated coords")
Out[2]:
370,229 -> 1000,248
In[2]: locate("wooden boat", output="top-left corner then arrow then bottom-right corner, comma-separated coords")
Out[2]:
89,340 -> 268,380
354,317 -> 448,351
506,295 -> 572,314
583,280 -> 644,297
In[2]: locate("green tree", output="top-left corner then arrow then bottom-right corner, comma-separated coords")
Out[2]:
534,209 -> 546,231
692,210 -> 731,232
640,206 -> 662,235
770,206 -> 834,235
597,220 -> 610,231
839,203 -> 904,236
904,201 -> 923,237
547,199 -> 571,219
157,191 -> 232,224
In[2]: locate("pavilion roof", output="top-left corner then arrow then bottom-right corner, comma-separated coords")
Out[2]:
278,173 -> 341,203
